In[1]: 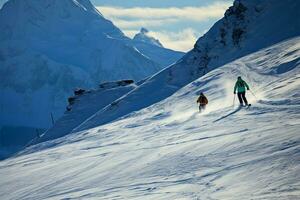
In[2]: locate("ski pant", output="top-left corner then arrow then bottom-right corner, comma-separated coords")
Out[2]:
237,92 -> 248,105
199,104 -> 206,112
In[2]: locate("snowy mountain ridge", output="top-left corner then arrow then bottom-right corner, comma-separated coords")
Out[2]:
0,0 -> 123,40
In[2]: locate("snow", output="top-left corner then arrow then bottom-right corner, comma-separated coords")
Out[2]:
0,36 -> 299,199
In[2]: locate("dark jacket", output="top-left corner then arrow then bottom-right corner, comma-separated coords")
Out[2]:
197,95 -> 208,105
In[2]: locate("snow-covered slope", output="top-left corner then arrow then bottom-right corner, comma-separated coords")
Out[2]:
35,81 -> 138,144
0,0 -> 183,137
1,36 -> 299,199
129,34 -> 184,68
72,0 -> 300,133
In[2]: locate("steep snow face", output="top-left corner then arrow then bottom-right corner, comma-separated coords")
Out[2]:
75,0 -> 300,132
0,0 -> 123,40
1,37 -> 299,199
35,82 -> 137,144
0,0 -> 182,132
133,28 -> 163,47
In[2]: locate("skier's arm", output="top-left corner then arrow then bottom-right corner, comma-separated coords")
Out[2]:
244,81 -> 250,90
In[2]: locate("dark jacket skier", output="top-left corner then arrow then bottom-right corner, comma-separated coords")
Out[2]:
197,92 -> 208,112
234,76 -> 250,106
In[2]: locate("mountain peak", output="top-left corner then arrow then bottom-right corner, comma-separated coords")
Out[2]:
1,0 -> 101,17
140,27 -> 149,34
0,0 -> 124,40
133,27 -> 163,47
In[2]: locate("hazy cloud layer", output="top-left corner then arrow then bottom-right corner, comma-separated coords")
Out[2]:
111,18 -> 179,29
125,29 -> 202,52
96,2 -> 230,51
97,2 -> 229,22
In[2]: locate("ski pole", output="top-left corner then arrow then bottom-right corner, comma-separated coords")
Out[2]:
249,90 -> 258,100
233,94 -> 236,107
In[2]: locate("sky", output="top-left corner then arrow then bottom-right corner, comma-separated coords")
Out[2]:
0,0 -> 233,52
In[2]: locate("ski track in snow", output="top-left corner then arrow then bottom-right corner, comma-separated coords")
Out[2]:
0,37 -> 299,199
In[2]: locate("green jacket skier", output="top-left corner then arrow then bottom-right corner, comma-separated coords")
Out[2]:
234,76 -> 250,106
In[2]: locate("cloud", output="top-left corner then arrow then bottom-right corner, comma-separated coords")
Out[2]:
112,18 -> 179,29
124,28 -> 201,52
96,2 -> 231,51
97,2 -> 230,23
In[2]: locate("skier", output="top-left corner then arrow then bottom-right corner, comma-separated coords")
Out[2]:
197,92 -> 208,112
234,76 -> 250,106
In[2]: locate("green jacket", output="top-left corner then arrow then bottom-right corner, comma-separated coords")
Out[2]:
234,79 -> 249,93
